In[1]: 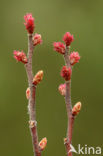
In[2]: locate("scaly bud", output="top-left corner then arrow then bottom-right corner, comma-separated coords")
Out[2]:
61,66 -> 72,81
53,42 -> 66,54
70,52 -> 80,65
33,33 -> 42,46
13,50 -> 28,64
33,70 -> 43,85
24,13 -> 35,34
39,137 -> 47,151
26,87 -> 30,99
64,138 -> 68,144
29,120 -> 37,128
63,32 -> 74,46
58,84 -> 66,96
72,102 -> 82,116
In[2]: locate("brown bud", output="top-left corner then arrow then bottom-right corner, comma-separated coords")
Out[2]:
33,33 -> 42,46
72,102 -> 81,116
26,87 -> 30,99
58,84 -> 66,96
64,138 -> 68,144
29,120 -> 37,128
39,137 -> 47,151
33,70 -> 43,85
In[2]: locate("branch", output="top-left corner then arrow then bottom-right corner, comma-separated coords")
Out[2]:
25,34 -> 41,156
13,13 -> 47,156
63,46 -> 74,156
53,32 -> 81,156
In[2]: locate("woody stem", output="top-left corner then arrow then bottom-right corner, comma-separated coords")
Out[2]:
64,46 -> 75,156
25,34 -> 41,156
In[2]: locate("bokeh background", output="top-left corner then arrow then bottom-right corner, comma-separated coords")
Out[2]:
0,0 -> 103,155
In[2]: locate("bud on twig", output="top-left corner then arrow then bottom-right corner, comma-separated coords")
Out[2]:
61,66 -> 72,81
64,138 -> 68,144
70,52 -> 80,65
63,32 -> 74,46
24,13 -> 35,34
26,87 -> 30,99
72,102 -> 81,116
33,33 -> 42,46
58,84 -> 66,96
13,50 -> 28,64
53,42 -> 66,54
33,70 -> 43,85
29,120 -> 37,128
39,137 -> 47,151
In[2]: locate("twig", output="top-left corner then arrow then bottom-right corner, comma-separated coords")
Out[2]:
25,34 -> 41,156
64,46 -> 74,156
53,32 -> 81,156
13,13 -> 47,156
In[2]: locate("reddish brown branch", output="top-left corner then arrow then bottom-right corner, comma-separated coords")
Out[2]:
64,46 -> 75,156
13,14 -> 47,156
53,32 -> 81,156
25,34 -> 41,156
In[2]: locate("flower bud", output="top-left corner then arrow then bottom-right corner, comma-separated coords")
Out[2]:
33,33 -> 42,46
13,50 -> 28,64
61,66 -> 72,81
26,87 -> 30,99
72,102 -> 81,116
53,42 -> 66,54
58,84 -> 66,96
63,32 -> 74,46
39,137 -> 47,151
70,52 -> 80,65
24,13 -> 35,34
33,70 -> 43,85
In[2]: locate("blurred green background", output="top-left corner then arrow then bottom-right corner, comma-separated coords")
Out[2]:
0,0 -> 103,155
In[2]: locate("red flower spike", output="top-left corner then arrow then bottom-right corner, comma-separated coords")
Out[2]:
61,66 -> 72,81
33,33 -> 42,46
63,32 -> 74,46
53,42 -> 66,54
33,70 -> 43,85
58,84 -> 66,96
13,50 -> 28,64
24,13 -> 35,34
39,137 -> 47,151
69,52 -> 80,65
